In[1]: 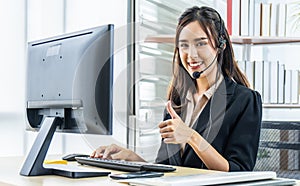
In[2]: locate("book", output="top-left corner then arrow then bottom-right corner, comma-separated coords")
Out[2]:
276,3 -> 287,37
285,3 -> 295,37
284,69 -> 292,104
232,0 -> 241,36
270,3 -> 278,37
260,3 -> 271,36
240,0 -> 249,36
245,60 -> 254,89
270,61 -> 279,103
237,60 -> 246,74
263,61 -> 271,103
254,2 -> 261,36
277,63 -> 285,104
291,69 -> 299,104
248,0 -> 255,36
254,60 -> 264,97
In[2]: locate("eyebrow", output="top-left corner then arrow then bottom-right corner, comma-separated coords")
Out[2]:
178,37 -> 208,42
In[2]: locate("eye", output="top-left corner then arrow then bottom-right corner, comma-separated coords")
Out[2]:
179,42 -> 189,49
195,41 -> 206,47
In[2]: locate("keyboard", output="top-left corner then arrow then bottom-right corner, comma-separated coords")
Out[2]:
75,157 -> 176,172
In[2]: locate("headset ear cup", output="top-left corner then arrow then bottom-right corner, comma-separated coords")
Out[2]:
218,38 -> 226,50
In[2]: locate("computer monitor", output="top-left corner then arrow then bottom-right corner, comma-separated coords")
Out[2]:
20,24 -> 114,176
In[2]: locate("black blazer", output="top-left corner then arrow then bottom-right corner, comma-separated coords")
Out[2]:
155,77 -> 262,171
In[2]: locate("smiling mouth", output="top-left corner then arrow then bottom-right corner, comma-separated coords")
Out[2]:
188,61 -> 204,68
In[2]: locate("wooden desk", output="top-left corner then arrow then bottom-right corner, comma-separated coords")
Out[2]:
0,156 -> 299,186
0,156 -> 113,186
0,156 -> 215,186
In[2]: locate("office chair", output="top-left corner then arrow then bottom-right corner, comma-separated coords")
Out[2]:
254,121 -> 300,179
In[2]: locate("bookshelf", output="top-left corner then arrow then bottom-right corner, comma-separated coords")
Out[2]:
145,35 -> 300,45
226,0 -> 300,174
142,0 -> 300,179
263,104 -> 300,109
144,35 -> 175,43
144,34 -> 300,105
231,36 -> 300,45
144,34 -> 300,178
145,34 -> 300,61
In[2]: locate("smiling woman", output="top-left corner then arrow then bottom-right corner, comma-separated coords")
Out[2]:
155,6 -> 261,172
92,6 -> 262,172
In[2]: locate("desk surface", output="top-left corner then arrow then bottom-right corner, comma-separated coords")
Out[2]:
0,156 -> 218,186
1,156 -> 299,186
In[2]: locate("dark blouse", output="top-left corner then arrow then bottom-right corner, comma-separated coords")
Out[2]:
155,77 -> 262,171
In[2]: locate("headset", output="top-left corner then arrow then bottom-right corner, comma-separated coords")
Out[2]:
192,10 -> 226,79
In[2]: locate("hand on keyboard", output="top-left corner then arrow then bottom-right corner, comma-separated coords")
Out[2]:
91,144 -> 145,162
75,157 -> 176,172
88,144 -> 176,172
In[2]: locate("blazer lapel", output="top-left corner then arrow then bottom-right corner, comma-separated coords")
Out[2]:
181,77 -> 235,160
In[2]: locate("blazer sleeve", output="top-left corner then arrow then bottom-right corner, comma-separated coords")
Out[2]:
225,89 -> 262,171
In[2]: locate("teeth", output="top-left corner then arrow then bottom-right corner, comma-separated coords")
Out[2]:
189,62 -> 203,67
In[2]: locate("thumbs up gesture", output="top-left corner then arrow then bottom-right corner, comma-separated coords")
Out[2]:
158,101 -> 195,144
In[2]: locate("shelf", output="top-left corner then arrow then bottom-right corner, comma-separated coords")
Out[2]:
231,36 -> 300,45
145,35 -> 300,45
263,104 -> 300,109
145,35 -> 174,43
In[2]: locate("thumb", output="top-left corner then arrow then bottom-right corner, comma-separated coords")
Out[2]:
166,101 -> 180,119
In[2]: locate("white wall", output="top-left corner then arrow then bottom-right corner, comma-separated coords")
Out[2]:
0,0 -> 129,157
62,0 -> 129,155
0,0 -> 26,156
0,0 -> 26,113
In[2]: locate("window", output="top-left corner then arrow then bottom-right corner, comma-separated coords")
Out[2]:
0,0 -> 127,156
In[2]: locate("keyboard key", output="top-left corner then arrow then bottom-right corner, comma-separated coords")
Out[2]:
75,157 -> 176,172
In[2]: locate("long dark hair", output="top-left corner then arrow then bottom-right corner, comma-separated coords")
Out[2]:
167,6 -> 249,111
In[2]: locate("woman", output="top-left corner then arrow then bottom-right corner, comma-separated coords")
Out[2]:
91,6 -> 262,172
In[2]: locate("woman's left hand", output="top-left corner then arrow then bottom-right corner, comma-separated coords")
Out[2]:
158,101 -> 195,144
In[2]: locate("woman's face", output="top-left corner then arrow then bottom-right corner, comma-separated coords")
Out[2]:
178,21 -> 218,79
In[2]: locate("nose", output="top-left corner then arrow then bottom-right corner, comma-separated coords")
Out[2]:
188,45 -> 198,59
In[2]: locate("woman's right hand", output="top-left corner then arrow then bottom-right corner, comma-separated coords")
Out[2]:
90,144 -> 146,162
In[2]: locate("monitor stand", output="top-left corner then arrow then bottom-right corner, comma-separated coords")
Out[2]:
20,116 -> 59,176
20,116 -> 110,178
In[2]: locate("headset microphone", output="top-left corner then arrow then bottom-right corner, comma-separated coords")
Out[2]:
192,71 -> 203,79
192,50 -> 220,79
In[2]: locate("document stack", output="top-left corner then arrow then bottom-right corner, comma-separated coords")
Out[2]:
237,60 -> 300,104
230,0 -> 296,37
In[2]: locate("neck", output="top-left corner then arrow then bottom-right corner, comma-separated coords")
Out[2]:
196,68 -> 219,94
195,78 -> 210,94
